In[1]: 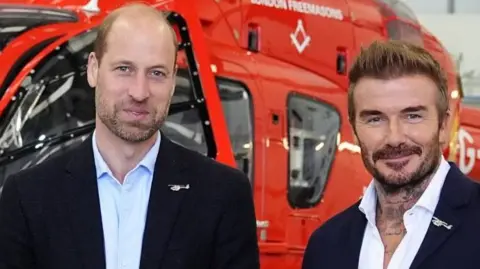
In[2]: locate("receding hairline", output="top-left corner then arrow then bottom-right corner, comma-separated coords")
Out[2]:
93,2 -> 178,63
111,2 -> 170,21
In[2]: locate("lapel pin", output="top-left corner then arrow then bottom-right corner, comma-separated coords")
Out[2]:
432,216 -> 453,230
168,184 -> 190,191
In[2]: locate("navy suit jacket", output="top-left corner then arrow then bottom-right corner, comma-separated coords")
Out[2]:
302,162 -> 480,269
0,133 -> 260,269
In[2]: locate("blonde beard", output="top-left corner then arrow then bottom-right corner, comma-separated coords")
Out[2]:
94,90 -> 170,143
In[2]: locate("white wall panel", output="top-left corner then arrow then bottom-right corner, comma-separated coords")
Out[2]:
416,14 -> 480,95
402,0 -> 480,13
402,0 -> 448,13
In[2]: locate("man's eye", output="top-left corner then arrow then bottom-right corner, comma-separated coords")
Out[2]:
407,114 -> 422,120
116,66 -> 130,72
151,70 -> 165,77
366,116 -> 381,124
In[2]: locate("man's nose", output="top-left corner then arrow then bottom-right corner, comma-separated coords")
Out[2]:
385,119 -> 406,146
128,74 -> 150,101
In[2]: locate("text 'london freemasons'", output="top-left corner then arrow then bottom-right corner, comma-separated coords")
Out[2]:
250,0 -> 344,21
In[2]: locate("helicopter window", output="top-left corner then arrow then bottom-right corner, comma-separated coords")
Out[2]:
216,78 -> 254,182
389,1 -> 418,22
0,29 -> 98,152
162,71 -> 207,155
0,36 -> 60,99
0,4 -> 77,52
376,0 -> 418,22
0,26 -> 212,188
386,20 -> 424,47
287,93 -> 340,209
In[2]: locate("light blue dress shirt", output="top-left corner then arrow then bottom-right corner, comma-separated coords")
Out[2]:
92,131 -> 160,269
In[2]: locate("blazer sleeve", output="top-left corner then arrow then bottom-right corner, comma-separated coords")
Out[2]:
0,175 -> 36,269
211,172 -> 260,269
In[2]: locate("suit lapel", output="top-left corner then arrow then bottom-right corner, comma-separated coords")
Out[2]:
343,202 -> 368,268
139,135 -> 190,269
410,163 -> 474,269
64,136 -> 106,269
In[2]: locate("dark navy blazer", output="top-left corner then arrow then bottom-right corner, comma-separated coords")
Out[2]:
302,162 -> 480,269
0,133 -> 260,269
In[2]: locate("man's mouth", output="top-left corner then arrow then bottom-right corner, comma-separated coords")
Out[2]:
380,154 -> 416,170
382,153 -> 414,161
123,109 -> 149,120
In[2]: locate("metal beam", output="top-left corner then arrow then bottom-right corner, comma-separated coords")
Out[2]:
447,0 -> 455,14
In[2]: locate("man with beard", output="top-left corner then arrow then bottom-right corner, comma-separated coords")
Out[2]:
0,3 -> 259,269
302,40 -> 480,269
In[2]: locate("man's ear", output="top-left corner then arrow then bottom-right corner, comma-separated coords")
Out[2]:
349,117 -> 359,145
173,63 -> 178,76
170,64 -> 178,97
442,109 -> 451,130
353,134 -> 359,145
87,52 -> 99,88
439,109 -> 452,145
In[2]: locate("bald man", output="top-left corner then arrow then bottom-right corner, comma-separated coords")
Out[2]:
0,3 -> 259,269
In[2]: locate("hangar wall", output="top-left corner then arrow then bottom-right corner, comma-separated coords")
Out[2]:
403,0 -> 480,13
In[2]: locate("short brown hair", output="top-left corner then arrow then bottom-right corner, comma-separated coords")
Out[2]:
93,2 -> 178,64
347,40 -> 449,127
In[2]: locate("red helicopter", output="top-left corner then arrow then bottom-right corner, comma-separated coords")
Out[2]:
456,96 -> 480,181
0,0 -> 463,268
